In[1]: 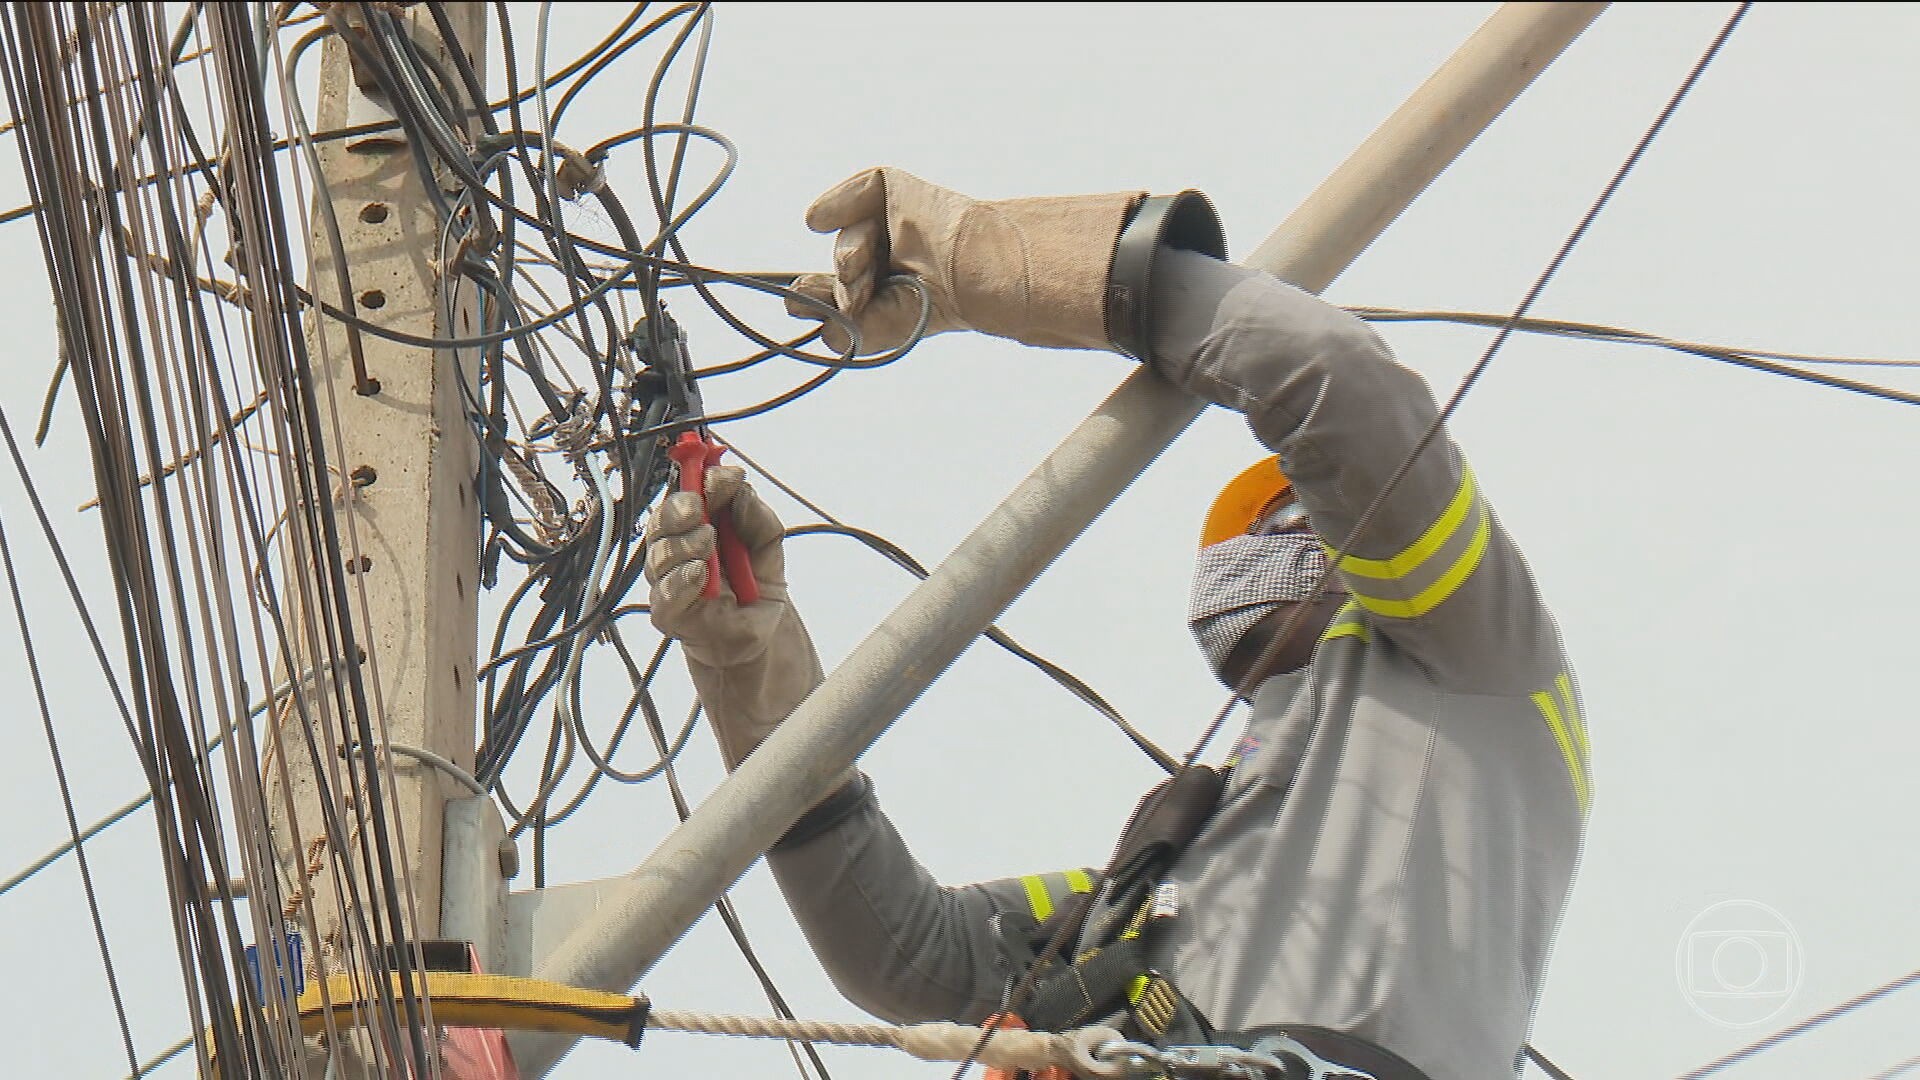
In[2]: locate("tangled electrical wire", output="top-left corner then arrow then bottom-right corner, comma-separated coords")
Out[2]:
0,4 -> 941,1079
281,1 -> 935,870
177,0 -> 936,868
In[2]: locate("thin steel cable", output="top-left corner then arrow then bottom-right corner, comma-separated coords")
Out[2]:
108,16 -> 307,1063
1526,1043 -> 1577,1080
1676,966 -> 1920,1079
268,8 -> 458,1060
1868,1053 -> 1920,1080
1350,307 -> 1920,405
613,623 -> 833,1080
0,664 -> 333,900
1349,307 -> 1920,368
0,497 -> 141,1075
0,6 -> 256,1069
125,1032 -> 194,1080
718,437 -> 1177,774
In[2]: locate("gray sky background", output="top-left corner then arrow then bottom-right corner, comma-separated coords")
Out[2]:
2,4 -> 1918,1079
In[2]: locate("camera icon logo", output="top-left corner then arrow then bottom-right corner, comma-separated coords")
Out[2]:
1675,899 -> 1802,1028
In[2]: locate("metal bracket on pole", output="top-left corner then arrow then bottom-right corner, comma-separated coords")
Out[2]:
441,796 -> 515,974
344,83 -> 404,152
509,4 -> 1608,1076
445,808 -> 635,980
322,4 -> 409,152
501,877 -> 636,979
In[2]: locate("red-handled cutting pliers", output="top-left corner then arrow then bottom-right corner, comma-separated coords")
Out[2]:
646,312 -> 759,605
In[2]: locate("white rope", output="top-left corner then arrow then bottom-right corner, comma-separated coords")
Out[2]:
646,1010 -> 1127,1076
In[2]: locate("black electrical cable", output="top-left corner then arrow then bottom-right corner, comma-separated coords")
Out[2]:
210,6 -> 430,1068
0,0 -> 703,232
783,523 -> 1178,775
615,629 -> 837,1080
1,5 -> 273,1070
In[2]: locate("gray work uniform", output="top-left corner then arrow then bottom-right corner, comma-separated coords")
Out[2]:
768,250 -> 1588,1080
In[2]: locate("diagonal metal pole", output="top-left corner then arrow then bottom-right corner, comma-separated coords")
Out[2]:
514,2 -> 1606,1073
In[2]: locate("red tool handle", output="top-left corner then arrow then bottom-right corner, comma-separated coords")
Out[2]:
711,507 -> 761,605
668,432 -> 760,604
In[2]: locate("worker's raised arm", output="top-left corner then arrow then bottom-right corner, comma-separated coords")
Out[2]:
1146,249 -> 1565,692
769,795 -> 1095,1025
788,167 -> 1565,693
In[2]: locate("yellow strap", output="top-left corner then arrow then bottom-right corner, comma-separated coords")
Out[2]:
1130,974 -> 1181,1037
1063,868 -> 1095,895
212,971 -> 646,1077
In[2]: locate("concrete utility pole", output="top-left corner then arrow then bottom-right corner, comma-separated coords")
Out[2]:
510,2 -> 1608,1075
263,0 -> 487,1063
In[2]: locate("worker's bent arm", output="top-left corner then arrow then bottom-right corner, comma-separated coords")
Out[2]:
1149,248 -> 1566,694
767,787 -> 1083,1025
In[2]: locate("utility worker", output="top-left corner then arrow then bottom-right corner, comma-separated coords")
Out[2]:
644,169 -> 1588,1080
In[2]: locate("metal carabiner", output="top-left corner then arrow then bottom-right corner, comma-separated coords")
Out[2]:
1243,1032 -> 1381,1080
1086,1038 -> 1163,1079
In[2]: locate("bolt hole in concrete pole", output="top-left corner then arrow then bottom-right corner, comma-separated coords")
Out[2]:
347,555 -> 373,575
351,464 -> 378,487
360,288 -> 386,309
360,202 -> 390,224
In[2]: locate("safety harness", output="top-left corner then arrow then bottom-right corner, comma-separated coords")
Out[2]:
990,764 -> 1431,1080
995,763 -> 1225,1048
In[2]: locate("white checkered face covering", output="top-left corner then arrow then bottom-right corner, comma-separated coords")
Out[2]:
1188,533 -> 1334,681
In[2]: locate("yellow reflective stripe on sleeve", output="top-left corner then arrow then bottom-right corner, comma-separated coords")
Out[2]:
1321,600 -> 1372,643
1334,468 -> 1478,581
1322,621 -> 1371,643
1533,688 -> 1591,814
1348,503 -> 1491,619
1021,875 -> 1053,923
1022,870 -> 1095,924
1556,673 -> 1589,760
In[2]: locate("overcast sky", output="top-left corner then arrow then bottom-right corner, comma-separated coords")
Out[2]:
3,4 -> 1919,1080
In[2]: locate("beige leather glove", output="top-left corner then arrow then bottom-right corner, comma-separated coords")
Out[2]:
645,466 -> 829,772
787,167 -> 1144,356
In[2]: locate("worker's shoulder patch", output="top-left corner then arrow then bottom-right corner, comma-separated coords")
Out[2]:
1225,733 -> 1261,769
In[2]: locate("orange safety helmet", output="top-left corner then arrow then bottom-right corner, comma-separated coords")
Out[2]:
1199,456 -> 1298,549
